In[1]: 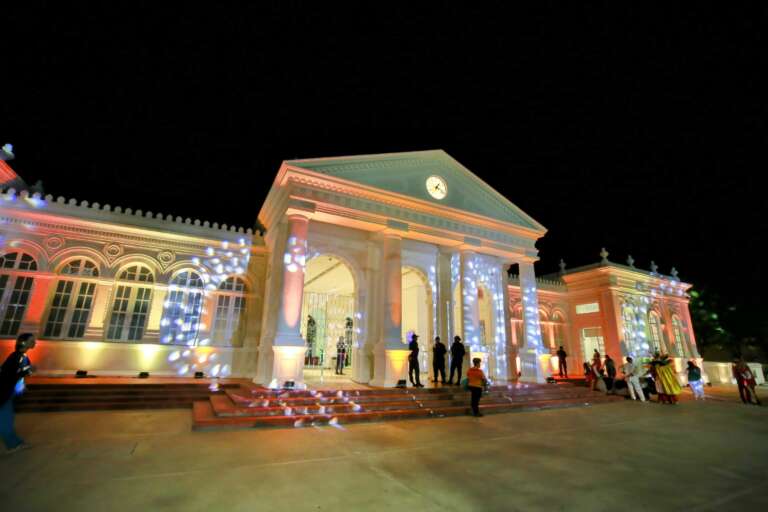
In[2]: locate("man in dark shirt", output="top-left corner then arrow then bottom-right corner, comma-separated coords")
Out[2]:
408,334 -> 423,387
432,336 -> 447,384
556,345 -> 568,378
1,333 -> 36,452
448,336 -> 466,385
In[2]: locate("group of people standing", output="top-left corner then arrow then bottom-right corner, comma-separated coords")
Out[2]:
583,349 -> 706,404
408,334 -> 487,417
408,334 -> 467,388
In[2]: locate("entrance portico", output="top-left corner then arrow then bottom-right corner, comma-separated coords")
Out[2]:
256,150 -> 550,387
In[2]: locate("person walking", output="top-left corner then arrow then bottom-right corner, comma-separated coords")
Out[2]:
448,336 -> 466,385
604,354 -> 617,392
686,361 -> 705,400
1,333 -> 36,453
733,359 -> 761,405
621,356 -> 645,402
408,334 -> 423,387
556,346 -> 568,378
432,336 -> 447,384
466,357 -> 488,417
335,336 -> 346,375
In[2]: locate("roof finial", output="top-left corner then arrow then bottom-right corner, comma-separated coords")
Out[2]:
670,267 -> 679,279
1,143 -> 14,161
650,260 -> 658,273
558,258 -> 566,275
626,254 -> 635,268
600,247 -> 609,263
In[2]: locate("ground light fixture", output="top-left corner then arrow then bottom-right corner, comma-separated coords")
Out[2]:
75,370 -> 88,378
138,372 -> 150,378
194,371 -> 204,379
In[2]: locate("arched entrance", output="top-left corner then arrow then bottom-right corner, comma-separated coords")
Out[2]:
300,255 -> 356,383
401,266 -> 432,377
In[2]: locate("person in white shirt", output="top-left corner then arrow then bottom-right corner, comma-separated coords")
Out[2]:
621,356 -> 645,402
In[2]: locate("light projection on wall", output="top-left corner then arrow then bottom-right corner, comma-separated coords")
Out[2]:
452,253 -> 508,379
162,238 -> 251,377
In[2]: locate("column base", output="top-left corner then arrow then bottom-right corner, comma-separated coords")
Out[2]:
518,349 -> 550,384
370,346 -> 410,387
270,345 -> 306,389
351,346 -> 373,384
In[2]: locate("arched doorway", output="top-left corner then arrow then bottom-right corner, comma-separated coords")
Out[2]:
401,266 -> 432,377
300,255 -> 355,383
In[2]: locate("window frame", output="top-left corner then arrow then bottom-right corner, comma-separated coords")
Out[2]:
211,276 -> 248,347
105,264 -> 155,342
0,252 -> 39,337
42,258 -> 101,340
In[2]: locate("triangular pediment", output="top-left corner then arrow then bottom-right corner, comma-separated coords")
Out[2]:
286,150 -> 546,233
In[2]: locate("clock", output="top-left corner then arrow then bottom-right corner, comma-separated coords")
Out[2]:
426,175 -> 447,200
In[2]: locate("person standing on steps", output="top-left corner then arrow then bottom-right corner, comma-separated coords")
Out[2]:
556,345 -> 568,378
467,358 -> 488,417
335,336 -> 347,375
408,333 -> 423,387
621,356 -> 645,402
448,335 -> 466,385
432,336 -> 447,384
604,354 -> 617,392
1,333 -> 36,453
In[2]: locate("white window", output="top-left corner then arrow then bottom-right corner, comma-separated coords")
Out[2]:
212,277 -> 247,346
671,315 -> 686,357
43,259 -> 99,339
647,311 -> 664,353
106,265 -> 154,341
622,305 -> 636,349
580,327 -> 605,361
0,252 -> 38,336
161,271 -> 204,345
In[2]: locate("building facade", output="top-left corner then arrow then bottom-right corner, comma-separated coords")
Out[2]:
0,150 -> 700,386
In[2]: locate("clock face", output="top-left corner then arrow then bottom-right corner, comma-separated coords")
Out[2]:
426,175 -> 447,200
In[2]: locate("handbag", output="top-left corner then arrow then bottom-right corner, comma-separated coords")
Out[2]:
461,377 -> 469,390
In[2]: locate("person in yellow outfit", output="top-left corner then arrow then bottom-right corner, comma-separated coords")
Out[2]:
466,358 -> 488,417
649,352 -> 682,404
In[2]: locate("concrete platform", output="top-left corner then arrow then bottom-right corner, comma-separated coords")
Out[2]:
2,387 -> 766,511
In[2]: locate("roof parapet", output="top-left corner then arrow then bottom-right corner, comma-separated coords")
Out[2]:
1,187 -> 258,237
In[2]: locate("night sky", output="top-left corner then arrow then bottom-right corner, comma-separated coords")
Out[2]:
2,3 -> 765,336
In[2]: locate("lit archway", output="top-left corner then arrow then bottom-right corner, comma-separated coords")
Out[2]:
301,255 -> 356,381
402,266 -> 432,375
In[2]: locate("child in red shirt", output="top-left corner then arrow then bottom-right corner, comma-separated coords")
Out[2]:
467,358 -> 487,417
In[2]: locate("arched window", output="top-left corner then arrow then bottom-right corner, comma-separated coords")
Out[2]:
106,265 -> 154,341
621,304 -> 636,350
161,271 -> 204,345
552,311 -> 566,347
647,311 -> 664,353
44,258 -> 100,339
671,315 -> 686,357
0,252 -> 38,336
212,277 -> 247,346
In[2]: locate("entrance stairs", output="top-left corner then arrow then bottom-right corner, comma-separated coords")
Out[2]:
15,377 -> 242,412
192,382 -> 623,430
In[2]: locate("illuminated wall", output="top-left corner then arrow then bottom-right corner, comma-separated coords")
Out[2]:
0,187 -> 268,377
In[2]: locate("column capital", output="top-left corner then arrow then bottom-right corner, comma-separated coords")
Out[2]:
285,198 -> 316,219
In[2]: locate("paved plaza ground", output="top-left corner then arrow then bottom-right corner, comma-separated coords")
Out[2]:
1,387 -> 766,512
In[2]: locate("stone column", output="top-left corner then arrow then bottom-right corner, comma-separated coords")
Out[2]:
271,213 -> 311,387
518,261 -> 547,383
86,281 -> 114,340
460,250 -> 484,374
371,233 -> 408,386
680,299 -> 701,358
353,240 -> 380,384
501,264 -> 517,381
